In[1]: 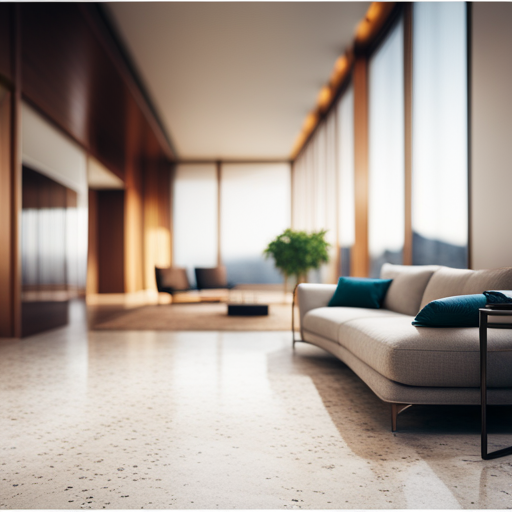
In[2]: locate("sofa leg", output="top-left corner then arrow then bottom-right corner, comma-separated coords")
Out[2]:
391,403 -> 412,432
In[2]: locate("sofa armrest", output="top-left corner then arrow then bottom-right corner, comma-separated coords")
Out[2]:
297,283 -> 336,337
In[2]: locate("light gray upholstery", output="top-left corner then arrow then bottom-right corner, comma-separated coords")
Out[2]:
302,307 -> 399,344
462,267 -> 512,296
297,265 -> 512,408
297,283 -> 336,337
299,333 -> 512,405
419,267 -> 472,310
336,315 -> 512,388
420,266 -> 512,309
380,263 -> 438,316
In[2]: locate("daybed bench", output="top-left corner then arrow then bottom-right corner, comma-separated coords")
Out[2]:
297,264 -> 512,431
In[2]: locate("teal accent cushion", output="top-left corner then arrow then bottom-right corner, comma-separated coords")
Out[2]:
328,277 -> 393,309
413,294 -> 487,327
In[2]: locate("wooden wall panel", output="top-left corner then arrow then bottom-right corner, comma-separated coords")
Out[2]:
352,58 -> 369,277
97,190 -> 125,294
0,88 -> 14,337
20,3 -> 128,179
0,3 -> 175,335
143,131 -> 172,291
124,101 -> 145,294
86,189 -> 99,295
403,3 -> 413,266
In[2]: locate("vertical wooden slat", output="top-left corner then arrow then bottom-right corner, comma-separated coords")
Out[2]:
143,151 -> 159,291
0,88 -> 13,337
334,103 -> 341,279
86,189 -> 99,295
352,57 -> 369,277
466,2 -> 472,270
98,190 -> 125,293
403,3 -> 413,266
11,4 -> 22,337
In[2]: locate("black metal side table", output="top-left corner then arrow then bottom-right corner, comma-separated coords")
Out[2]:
479,306 -> 512,460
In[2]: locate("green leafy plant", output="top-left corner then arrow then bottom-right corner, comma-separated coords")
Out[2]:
264,228 -> 330,289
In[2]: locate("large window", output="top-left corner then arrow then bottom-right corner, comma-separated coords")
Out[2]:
368,16 -> 405,277
173,164 -> 218,286
173,163 -> 291,286
412,2 -> 468,267
291,4 -> 469,280
220,163 -> 290,284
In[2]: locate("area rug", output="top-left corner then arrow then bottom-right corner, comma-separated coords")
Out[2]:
93,302 -> 297,331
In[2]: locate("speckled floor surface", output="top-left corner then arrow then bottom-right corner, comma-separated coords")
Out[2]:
2,302 -> 512,509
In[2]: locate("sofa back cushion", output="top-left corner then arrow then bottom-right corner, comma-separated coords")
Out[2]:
462,267 -> 512,296
420,266 -> 512,309
380,263 -> 438,316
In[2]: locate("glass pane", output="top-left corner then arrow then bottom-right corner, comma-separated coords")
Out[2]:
412,2 -> 468,267
368,17 -> 405,277
173,164 -> 218,286
221,163 -> 290,284
337,84 -> 355,276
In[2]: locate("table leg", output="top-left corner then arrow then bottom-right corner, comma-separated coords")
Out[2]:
480,309 -> 512,460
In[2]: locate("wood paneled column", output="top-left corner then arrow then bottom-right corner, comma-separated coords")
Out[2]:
403,3 -> 413,265
351,56 -> 369,277
0,6 -> 21,338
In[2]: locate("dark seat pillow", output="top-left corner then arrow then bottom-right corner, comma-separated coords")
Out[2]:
155,267 -> 191,293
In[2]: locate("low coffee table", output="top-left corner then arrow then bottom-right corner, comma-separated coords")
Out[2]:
227,303 -> 269,316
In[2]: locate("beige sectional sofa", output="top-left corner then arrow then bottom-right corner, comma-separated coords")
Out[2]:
297,264 -> 512,431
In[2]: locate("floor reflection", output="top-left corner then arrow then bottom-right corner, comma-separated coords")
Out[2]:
1,309 -> 512,509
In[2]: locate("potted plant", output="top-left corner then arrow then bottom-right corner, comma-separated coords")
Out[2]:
264,228 -> 330,292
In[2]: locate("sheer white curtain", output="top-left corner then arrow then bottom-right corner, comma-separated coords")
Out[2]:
322,109 -> 338,283
313,124 -> 327,232
368,17 -> 405,277
173,164 -> 218,286
220,163 -> 290,284
412,2 -> 468,267
291,112 -> 340,284
337,85 -> 355,276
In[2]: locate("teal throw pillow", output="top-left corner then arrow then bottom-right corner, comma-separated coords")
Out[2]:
412,294 -> 487,327
328,277 -> 393,309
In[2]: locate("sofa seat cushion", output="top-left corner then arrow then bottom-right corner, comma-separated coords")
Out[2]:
302,307 -> 402,344
337,316 -> 512,388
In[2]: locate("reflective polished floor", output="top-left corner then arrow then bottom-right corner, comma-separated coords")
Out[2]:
2,301 -> 512,509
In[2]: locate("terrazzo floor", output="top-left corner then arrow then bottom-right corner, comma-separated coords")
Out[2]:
2,301 -> 512,509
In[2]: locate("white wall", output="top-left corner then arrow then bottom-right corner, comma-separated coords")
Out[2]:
22,102 -> 88,206
471,3 -> 512,269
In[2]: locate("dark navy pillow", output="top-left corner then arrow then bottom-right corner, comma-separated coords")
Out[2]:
328,277 -> 393,309
484,290 -> 512,304
413,294 -> 487,327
